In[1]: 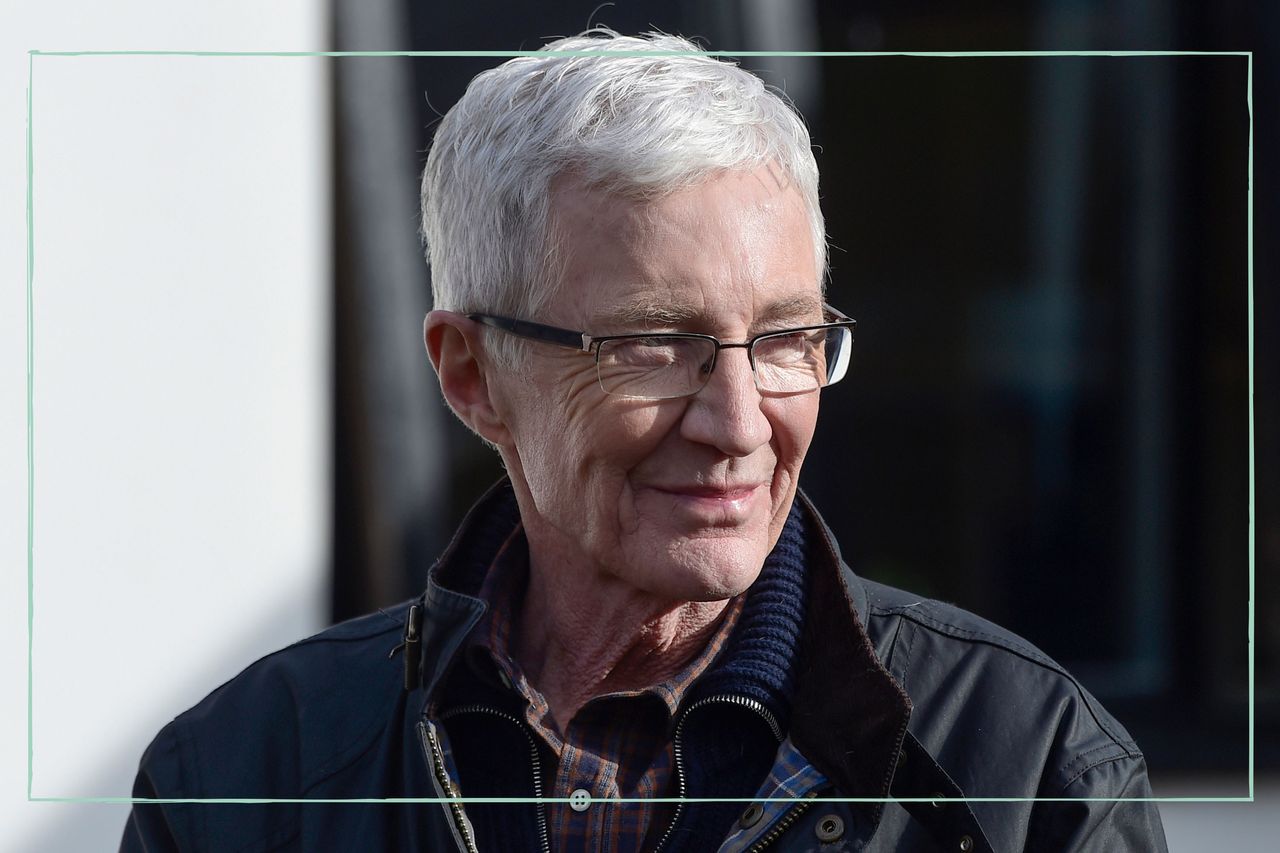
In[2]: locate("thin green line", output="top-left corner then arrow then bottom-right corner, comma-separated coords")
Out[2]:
26,796 -> 1255,804
26,48 -> 35,803
27,49 -> 1252,59
1246,52 -> 1255,804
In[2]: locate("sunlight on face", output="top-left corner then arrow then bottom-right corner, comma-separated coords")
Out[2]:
496,166 -> 823,603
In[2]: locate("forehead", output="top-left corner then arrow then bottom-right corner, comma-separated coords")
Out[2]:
546,167 -> 821,333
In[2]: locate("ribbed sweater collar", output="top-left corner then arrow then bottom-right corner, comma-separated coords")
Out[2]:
685,498 -> 810,730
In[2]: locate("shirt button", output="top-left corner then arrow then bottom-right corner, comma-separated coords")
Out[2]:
569,788 -> 591,812
814,814 -> 845,842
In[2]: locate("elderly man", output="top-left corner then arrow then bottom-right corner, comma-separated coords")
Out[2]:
123,31 -> 1166,853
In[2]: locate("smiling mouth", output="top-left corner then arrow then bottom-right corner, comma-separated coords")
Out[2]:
655,484 -> 762,500
647,483 -> 766,523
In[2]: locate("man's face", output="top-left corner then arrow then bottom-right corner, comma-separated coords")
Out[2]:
494,165 -> 822,602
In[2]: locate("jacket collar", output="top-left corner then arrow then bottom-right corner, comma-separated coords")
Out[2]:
410,480 -> 914,813
788,491 -> 912,824
412,481 -> 511,699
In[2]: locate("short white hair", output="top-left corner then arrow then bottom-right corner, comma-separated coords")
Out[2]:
420,29 -> 827,364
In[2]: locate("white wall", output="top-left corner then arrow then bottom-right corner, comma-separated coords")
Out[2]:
0,3 -> 328,850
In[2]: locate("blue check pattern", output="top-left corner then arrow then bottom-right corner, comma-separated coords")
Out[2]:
714,738 -> 829,853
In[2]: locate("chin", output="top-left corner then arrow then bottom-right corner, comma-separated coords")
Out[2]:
647,536 -> 769,602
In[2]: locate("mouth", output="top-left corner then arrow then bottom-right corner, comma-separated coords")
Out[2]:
655,484 -> 762,499
647,482 -> 766,524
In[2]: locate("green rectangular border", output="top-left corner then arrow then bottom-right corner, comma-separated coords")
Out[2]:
26,49 -> 1254,805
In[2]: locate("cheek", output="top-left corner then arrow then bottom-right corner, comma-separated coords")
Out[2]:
596,406 -> 685,492
759,397 -> 818,544
767,395 -> 820,471
514,360 -> 597,464
519,382 -> 680,520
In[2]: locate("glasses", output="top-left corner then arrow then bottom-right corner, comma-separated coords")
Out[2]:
468,304 -> 856,401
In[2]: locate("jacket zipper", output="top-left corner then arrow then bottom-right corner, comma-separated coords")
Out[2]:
742,791 -> 818,853
418,720 -> 480,853
436,705 -> 552,853
651,693 -> 785,853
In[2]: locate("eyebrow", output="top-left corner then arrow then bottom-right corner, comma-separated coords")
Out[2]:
597,297 -> 700,329
756,294 -> 825,326
594,293 -> 825,332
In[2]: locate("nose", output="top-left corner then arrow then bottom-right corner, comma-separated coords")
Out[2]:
679,347 -> 772,456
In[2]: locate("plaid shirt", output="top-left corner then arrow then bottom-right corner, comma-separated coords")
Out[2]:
715,737 -> 829,852
464,527 -> 744,853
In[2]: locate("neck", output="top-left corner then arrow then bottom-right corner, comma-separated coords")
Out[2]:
512,549 -> 732,731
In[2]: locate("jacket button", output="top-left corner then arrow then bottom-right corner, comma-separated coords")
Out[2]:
739,803 -> 765,829
959,835 -> 974,851
930,792 -> 945,807
814,814 -> 845,843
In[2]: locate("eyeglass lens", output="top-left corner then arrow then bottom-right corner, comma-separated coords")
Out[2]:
595,327 -> 851,400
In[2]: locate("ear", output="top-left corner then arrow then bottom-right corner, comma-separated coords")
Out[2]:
424,311 -> 514,447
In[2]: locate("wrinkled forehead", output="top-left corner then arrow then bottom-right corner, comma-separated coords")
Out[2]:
543,168 -> 822,334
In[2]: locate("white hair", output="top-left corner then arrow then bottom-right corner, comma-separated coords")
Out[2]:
420,29 -> 827,365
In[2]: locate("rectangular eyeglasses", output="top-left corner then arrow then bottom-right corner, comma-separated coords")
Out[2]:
467,304 -> 856,401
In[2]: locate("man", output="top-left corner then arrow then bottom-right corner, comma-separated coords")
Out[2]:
123,31 -> 1167,852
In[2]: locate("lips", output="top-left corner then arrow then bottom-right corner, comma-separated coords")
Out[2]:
641,481 -> 768,528
651,483 -> 765,499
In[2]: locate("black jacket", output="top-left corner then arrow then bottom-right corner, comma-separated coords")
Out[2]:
121,483 -> 1167,851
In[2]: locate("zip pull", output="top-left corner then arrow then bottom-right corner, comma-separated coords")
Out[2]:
403,603 -> 422,691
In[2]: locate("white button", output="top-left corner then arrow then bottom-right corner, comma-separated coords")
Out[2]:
569,789 -> 591,812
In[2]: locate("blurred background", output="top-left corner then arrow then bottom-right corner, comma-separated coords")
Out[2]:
3,0 -> 1275,850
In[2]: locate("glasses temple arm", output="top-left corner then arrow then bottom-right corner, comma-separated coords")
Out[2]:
468,313 -> 591,351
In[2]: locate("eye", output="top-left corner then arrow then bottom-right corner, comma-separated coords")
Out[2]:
604,337 -> 704,367
619,339 -> 680,365
594,337 -> 715,399
754,331 -> 821,364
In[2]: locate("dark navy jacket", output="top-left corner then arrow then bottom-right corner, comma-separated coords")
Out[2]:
121,484 -> 1167,851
